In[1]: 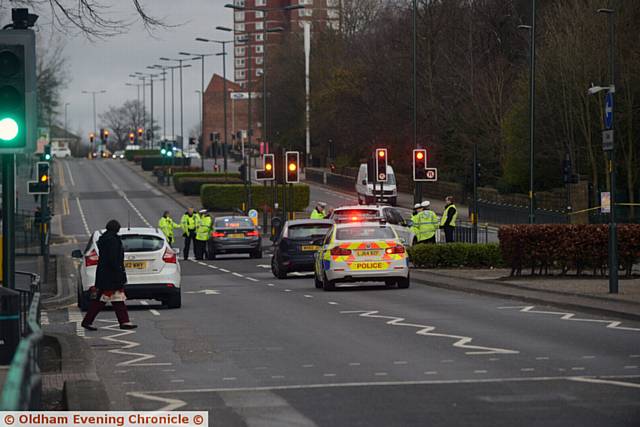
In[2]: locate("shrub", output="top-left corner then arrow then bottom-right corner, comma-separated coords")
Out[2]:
498,224 -> 640,276
153,166 -> 202,176
408,243 -> 504,269
126,149 -> 159,161
141,156 -> 191,171
177,177 -> 244,195
201,184 -> 310,212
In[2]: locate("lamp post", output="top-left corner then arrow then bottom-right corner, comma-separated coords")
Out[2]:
64,102 -> 70,137
149,65 -> 169,141
136,72 -> 159,148
160,57 -> 190,150
196,37 -> 233,172
81,89 -> 106,155
412,0 -> 420,205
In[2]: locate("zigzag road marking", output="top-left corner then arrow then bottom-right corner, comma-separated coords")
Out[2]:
498,306 -> 640,332
98,320 -> 172,367
340,310 -> 519,355
127,391 -> 187,410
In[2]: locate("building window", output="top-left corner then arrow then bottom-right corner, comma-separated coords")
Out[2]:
298,9 -> 313,17
234,0 -> 245,6
327,9 -> 339,19
255,57 -> 263,65
327,20 -> 340,30
256,68 -> 263,77
235,23 -> 245,32
255,21 -> 264,30
235,58 -> 246,67
327,0 -> 339,6
255,0 -> 266,5
234,11 -> 245,21
235,46 -> 245,56
255,33 -> 264,42
255,45 -> 264,54
235,34 -> 247,44
236,70 -> 246,80
300,0 -> 313,5
255,10 -> 264,18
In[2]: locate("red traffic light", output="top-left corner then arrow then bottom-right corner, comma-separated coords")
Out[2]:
377,149 -> 386,158
288,162 -> 297,172
265,163 -> 272,171
285,151 -> 300,183
137,128 -> 143,137
416,151 -> 424,160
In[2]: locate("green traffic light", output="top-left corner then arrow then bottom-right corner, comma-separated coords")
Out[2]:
161,148 -> 167,155
0,117 -> 19,141
167,151 -> 173,157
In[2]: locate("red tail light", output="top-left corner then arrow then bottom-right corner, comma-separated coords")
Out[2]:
246,230 -> 259,237
212,231 -> 225,238
85,249 -> 99,267
385,245 -> 405,255
163,248 -> 177,264
330,247 -> 352,256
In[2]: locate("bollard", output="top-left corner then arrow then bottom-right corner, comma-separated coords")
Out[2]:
0,287 -> 21,364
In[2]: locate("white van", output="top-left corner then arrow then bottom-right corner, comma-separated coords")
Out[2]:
356,163 -> 398,206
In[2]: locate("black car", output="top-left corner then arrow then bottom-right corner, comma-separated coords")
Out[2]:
208,216 -> 262,259
271,219 -> 334,279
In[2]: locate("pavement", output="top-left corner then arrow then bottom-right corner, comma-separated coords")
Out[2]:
31,156 -> 640,425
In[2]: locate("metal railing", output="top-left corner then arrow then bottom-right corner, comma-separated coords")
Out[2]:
452,223 -> 491,244
0,273 -> 42,410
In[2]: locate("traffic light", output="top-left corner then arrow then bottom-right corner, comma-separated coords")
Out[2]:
285,151 -> 299,183
104,129 -> 109,141
42,143 -> 51,161
129,132 -> 135,143
375,148 -> 387,182
256,153 -> 275,181
166,143 -> 174,157
413,149 -> 427,181
160,141 -> 167,156
89,132 -> 95,143
137,127 -> 143,139
0,29 -> 36,153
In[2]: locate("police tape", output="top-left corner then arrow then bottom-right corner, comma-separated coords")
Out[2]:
0,412 -> 208,427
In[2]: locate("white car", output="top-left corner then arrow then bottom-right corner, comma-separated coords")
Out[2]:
314,221 -> 410,291
52,146 -> 72,158
112,150 -> 125,159
72,227 -> 182,309
330,205 -> 416,246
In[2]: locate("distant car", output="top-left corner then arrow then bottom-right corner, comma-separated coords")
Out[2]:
208,216 -> 262,259
112,150 -> 125,159
72,227 -> 182,309
314,221 -> 409,291
52,146 -> 72,158
271,219 -> 334,279
330,205 -> 416,246
125,144 -> 141,152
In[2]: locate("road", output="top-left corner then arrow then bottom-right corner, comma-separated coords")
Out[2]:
46,158 -> 640,426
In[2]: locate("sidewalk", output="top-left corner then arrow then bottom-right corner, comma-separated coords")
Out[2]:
412,268 -> 640,320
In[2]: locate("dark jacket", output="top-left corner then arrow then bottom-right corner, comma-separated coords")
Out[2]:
95,231 -> 127,290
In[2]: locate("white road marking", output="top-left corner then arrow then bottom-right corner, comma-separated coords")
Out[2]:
474,370 -> 488,374
284,289 -> 292,292
568,376 -> 640,389
208,265 -> 219,269
374,372 -> 388,376
341,310 -> 519,356
581,355 -> 596,359
302,364 -> 314,368
489,358 -> 500,361
127,391 -> 186,411
64,160 -> 76,186
130,374 -> 640,395
186,289 -> 220,295
520,368 -> 535,372
624,366 -> 638,369
75,197 -> 91,235
257,264 -> 271,269
328,301 -> 338,305
95,162 -> 151,227
67,306 -> 85,337
162,369 -> 176,372
223,377 -> 237,381
271,375 -> 285,379
150,310 -> 160,316
629,355 -> 640,358
348,363 -> 361,366
424,371 -> 438,375
219,268 -> 230,273
198,261 -> 208,266
323,373 -> 337,377
170,379 -> 185,383
393,361 -> 408,365
571,367 -> 585,371
535,357 -> 550,360
232,272 -> 244,278
122,381 -> 136,385
267,283 -> 275,287
246,277 -> 259,282
99,321 -> 171,367
303,294 -> 313,298
498,306 -> 640,332
114,370 -> 128,374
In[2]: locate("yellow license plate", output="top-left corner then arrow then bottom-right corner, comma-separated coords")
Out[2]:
348,261 -> 389,271
302,245 -> 320,251
228,233 -> 244,238
356,250 -> 380,257
124,261 -> 147,269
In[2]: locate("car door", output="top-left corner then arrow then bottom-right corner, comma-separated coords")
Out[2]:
385,208 -> 411,245
315,226 -> 334,276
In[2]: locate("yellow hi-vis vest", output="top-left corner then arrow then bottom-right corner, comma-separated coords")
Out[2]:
441,204 -> 458,227
196,215 -> 212,241
416,210 -> 439,241
158,216 -> 179,243
310,209 -> 325,219
180,213 -> 197,235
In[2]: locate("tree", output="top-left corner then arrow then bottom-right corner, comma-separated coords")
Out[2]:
99,100 -> 145,150
36,36 -> 69,128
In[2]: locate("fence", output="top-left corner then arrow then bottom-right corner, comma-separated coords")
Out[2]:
452,223 -> 491,244
477,200 -> 567,225
15,210 -> 49,256
0,273 -> 42,410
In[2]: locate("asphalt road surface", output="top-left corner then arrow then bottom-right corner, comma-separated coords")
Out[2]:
47,158 -> 640,426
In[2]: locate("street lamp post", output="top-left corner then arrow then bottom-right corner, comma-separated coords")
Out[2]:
149,65 -> 169,141
81,89 -> 106,154
412,0 -> 420,205
64,102 -> 70,137
137,72 -> 159,148
160,58 -> 190,150
196,37 -> 233,172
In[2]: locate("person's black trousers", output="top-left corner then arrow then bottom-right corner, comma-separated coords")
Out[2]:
443,226 -> 455,243
183,231 -> 196,259
194,239 -> 207,260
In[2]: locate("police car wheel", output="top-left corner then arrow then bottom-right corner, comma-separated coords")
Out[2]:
397,275 -> 410,289
322,273 -> 336,291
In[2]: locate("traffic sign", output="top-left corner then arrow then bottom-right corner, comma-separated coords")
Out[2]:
602,129 -> 614,151
425,168 -> 438,182
604,92 -> 613,130
248,209 -> 258,226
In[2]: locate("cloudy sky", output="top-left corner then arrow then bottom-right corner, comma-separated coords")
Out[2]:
39,0 -> 233,141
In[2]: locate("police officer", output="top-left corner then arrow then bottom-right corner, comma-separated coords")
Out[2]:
158,211 -> 180,245
440,196 -> 458,243
180,207 -> 198,260
410,203 -> 423,241
194,209 -> 212,260
420,201 -> 440,244
310,202 -> 328,219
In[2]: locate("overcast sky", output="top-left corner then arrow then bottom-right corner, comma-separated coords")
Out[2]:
43,0 -> 233,141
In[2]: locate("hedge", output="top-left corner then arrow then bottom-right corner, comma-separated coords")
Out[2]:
201,183 -> 310,212
141,156 -> 191,171
173,172 -> 240,188
499,224 -> 640,276
153,166 -> 202,176
126,149 -> 160,161
176,176 -> 243,195
408,243 -> 504,269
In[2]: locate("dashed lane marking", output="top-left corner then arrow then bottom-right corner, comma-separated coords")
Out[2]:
624,366 -> 638,369
304,294 -> 313,298
581,355 -> 596,359
629,355 -> 640,358
267,283 -> 275,287
348,363 -> 361,366
535,357 -> 550,360
568,376 -> 640,389
232,272 -> 244,278
323,373 -> 337,377
393,361 -> 408,365
302,364 -> 314,368
219,268 -> 230,273
328,301 -> 338,305
64,160 -> 76,186
474,370 -> 488,374
170,379 -> 185,383
498,305 -> 640,332
150,310 -> 160,316
223,377 -> 237,381
284,289 -> 292,292
424,371 -> 438,375
75,197 -> 91,236
271,375 -> 285,379
374,373 -> 388,377
341,310 -> 519,356
246,277 -> 259,282
571,367 -> 585,371
520,368 -> 535,372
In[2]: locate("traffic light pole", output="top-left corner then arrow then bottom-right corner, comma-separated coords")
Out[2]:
472,143 -> 478,244
2,154 -> 15,288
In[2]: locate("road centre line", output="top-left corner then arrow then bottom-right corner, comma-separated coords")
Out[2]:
246,277 -> 259,282
64,160 -> 76,186
219,268 -> 230,273
232,272 -> 244,278
95,162 -> 151,227
130,375 -> 640,395
75,197 -> 91,235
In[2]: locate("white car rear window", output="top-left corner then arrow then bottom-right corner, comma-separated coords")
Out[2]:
336,226 -> 395,241
121,235 -> 165,252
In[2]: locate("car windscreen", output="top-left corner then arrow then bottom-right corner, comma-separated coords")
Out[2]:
120,234 -> 165,252
385,174 -> 396,185
215,217 -> 254,229
287,223 -> 333,240
336,226 -> 396,241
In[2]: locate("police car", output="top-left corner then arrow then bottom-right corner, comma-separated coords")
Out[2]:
313,221 -> 410,291
330,205 -> 416,246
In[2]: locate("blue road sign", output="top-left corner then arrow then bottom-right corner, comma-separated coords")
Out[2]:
604,92 -> 614,129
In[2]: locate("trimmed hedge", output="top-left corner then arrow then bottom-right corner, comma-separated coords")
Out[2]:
176,176 -> 243,195
141,156 -> 191,171
173,172 -> 241,188
201,183 -> 310,212
408,243 -> 504,269
499,224 -> 640,276
126,149 -> 159,161
153,166 -> 202,176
